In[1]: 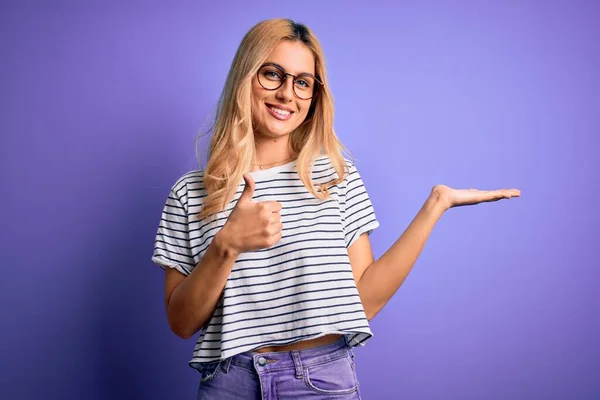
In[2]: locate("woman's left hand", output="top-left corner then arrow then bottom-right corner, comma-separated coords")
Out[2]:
431,184 -> 521,211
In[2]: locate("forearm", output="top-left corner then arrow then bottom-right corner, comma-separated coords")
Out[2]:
357,193 -> 447,320
167,231 -> 239,338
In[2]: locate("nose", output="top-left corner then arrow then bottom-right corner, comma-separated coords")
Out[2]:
275,77 -> 294,102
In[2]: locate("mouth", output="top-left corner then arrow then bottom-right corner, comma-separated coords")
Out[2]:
265,103 -> 294,121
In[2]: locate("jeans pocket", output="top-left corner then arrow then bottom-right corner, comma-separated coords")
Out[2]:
304,353 -> 358,395
197,360 -> 222,385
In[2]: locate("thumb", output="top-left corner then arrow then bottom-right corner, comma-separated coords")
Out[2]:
239,174 -> 255,203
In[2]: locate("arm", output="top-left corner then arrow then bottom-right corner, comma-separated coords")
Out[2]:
163,173 -> 283,339
165,231 -> 239,339
352,193 -> 446,320
351,184 -> 519,320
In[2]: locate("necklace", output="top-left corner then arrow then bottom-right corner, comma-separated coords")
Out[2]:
252,156 -> 294,170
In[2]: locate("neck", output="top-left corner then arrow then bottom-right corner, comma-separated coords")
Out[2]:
252,134 -> 295,170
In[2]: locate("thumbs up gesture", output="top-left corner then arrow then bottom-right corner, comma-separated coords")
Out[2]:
219,174 -> 283,255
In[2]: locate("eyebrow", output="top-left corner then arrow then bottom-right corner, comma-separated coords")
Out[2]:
263,62 -> 316,78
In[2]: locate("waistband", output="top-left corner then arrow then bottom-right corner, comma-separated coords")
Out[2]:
219,335 -> 353,374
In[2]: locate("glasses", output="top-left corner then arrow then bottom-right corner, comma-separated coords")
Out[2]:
257,63 -> 323,100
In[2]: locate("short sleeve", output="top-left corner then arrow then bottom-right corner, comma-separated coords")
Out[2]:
342,163 -> 380,248
151,185 -> 196,276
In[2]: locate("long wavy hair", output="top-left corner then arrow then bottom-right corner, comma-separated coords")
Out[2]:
197,18 -> 350,220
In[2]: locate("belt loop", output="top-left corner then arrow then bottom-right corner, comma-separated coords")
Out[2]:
291,351 -> 303,379
220,357 -> 232,374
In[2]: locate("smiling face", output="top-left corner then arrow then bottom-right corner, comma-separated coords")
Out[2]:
251,40 -> 316,140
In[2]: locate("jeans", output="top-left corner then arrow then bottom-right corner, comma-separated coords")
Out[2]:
196,335 -> 362,399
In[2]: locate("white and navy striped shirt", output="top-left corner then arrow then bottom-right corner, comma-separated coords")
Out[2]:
152,155 -> 379,368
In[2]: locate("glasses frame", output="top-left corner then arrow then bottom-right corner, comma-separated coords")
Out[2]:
257,63 -> 323,100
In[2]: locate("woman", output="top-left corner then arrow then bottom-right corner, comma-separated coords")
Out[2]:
152,18 -> 520,399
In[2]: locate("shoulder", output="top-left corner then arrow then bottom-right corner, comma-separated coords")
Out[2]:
164,170 -> 207,215
169,169 -> 205,197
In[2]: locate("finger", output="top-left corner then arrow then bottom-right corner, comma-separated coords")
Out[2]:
498,190 -> 515,200
498,189 -> 517,199
494,190 -> 507,199
266,232 -> 282,248
239,174 -> 255,203
266,222 -> 282,236
479,190 -> 502,202
262,201 -> 283,213
492,188 -> 520,197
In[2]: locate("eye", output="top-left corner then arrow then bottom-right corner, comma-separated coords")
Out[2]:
263,69 -> 282,81
295,79 -> 310,88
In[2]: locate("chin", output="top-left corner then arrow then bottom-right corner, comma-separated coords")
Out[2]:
257,121 -> 297,138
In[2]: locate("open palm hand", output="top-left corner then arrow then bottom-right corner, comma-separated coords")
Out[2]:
432,184 -> 521,210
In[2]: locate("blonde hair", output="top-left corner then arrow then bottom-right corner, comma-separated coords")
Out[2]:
197,18 -> 350,220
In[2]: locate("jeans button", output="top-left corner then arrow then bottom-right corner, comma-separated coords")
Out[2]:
257,356 -> 267,366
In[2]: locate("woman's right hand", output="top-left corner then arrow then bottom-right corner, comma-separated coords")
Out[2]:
218,174 -> 283,255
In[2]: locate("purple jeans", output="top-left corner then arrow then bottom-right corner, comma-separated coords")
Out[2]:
195,335 -> 362,399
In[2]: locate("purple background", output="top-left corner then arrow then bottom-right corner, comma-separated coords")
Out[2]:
2,1 -> 598,399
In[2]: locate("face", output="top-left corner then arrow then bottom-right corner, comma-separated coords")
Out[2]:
251,40 -> 316,140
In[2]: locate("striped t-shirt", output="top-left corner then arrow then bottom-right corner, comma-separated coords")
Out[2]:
151,155 -> 380,368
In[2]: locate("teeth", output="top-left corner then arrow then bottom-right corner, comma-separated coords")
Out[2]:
268,105 -> 291,116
